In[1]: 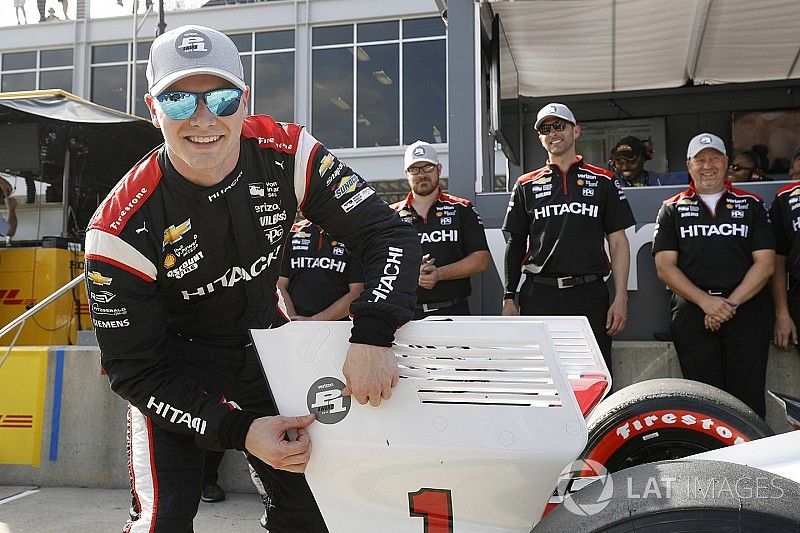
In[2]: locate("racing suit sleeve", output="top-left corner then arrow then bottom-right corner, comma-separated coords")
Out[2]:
293,130 -> 421,346
602,176 -> 636,234
750,199 -> 776,251
85,225 -> 258,452
504,232 -> 527,297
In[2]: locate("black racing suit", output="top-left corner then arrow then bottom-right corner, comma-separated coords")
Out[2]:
84,115 -> 420,532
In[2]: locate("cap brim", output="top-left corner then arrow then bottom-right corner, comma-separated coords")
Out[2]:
149,67 -> 247,96
534,113 -> 575,129
406,157 -> 438,169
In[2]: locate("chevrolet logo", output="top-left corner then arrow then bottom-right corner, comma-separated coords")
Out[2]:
87,271 -> 113,286
678,198 -> 698,205
163,219 -> 192,249
791,188 -> 800,197
532,176 -> 552,185
294,231 -> 311,238
318,154 -> 335,177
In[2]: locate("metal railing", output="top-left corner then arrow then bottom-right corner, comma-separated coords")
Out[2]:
0,274 -> 84,369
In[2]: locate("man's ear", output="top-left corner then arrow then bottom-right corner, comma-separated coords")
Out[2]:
144,94 -> 161,129
573,124 -> 582,140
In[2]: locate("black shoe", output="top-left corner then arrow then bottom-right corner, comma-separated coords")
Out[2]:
201,483 -> 226,503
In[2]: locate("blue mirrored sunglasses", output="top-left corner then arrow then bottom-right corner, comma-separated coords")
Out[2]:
155,88 -> 243,120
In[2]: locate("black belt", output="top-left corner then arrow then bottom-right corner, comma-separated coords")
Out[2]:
416,298 -> 466,312
528,274 -> 600,289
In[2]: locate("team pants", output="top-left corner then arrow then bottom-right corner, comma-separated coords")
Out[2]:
670,290 -> 771,417
126,335 -> 328,533
519,277 -> 613,373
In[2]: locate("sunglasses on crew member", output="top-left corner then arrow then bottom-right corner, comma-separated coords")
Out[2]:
728,163 -> 754,173
155,88 -> 244,120
537,120 -> 569,136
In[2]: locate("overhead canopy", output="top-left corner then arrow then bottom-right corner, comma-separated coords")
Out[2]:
490,0 -> 800,97
0,90 -> 163,236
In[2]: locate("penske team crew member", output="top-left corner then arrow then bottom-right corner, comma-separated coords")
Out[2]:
278,220 -> 364,320
770,176 -> 800,351
653,133 -> 775,418
502,103 -> 634,372
84,25 -> 420,532
392,141 -> 490,319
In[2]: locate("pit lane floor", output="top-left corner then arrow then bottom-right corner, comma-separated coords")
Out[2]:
0,485 -> 265,532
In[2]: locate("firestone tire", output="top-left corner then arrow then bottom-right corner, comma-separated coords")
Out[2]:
581,378 -> 773,472
534,460 -> 800,532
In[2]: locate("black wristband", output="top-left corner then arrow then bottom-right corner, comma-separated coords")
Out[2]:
218,409 -> 260,451
503,292 -> 516,300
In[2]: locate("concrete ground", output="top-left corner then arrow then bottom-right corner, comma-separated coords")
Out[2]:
0,485 -> 265,532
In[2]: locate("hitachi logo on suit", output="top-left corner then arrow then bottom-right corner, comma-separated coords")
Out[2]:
181,247 -> 281,299
532,202 -> 599,220
679,224 -> 749,238
290,257 -> 346,272
419,230 -> 458,243
370,246 -> 403,302
147,396 -> 207,435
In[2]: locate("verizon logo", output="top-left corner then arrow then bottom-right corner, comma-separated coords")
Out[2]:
0,414 -> 34,428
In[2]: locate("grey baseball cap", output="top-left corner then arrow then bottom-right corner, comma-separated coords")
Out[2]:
686,133 -> 727,159
534,102 -> 576,130
404,141 -> 439,169
146,25 -> 246,96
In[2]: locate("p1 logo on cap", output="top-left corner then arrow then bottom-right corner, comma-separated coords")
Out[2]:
547,105 -> 558,114
700,135 -> 712,144
176,30 -> 212,57
413,146 -> 425,157
307,377 -> 350,424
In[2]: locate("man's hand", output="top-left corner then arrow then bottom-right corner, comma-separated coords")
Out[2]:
245,414 -> 315,473
606,296 -> 627,336
501,298 -> 519,316
700,295 -> 737,323
418,255 -> 438,289
704,313 -> 724,331
774,312 -> 798,350
342,343 -> 399,406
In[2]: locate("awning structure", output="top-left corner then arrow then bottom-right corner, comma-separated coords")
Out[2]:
0,90 -> 163,237
488,0 -> 800,97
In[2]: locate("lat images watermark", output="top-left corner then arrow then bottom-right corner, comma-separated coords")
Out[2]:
556,459 -> 613,516
627,474 -> 787,501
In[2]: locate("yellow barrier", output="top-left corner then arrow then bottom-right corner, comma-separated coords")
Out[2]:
0,347 -> 48,466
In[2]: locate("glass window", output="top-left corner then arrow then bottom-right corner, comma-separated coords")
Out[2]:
39,70 -> 72,92
92,65 -> 127,112
256,30 -> 294,51
132,63 -> 148,118
312,48 -> 353,149
403,40 -> 447,145
313,25 -> 352,46
229,34 -> 252,53
357,21 -> 398,42
241,55 -> 252,89
254,52 -> 294,122
1,72 -> 36,92
40,49 -> 73,68
135,42 -> 152,62
3,51 -> 36,70
403,17 -> 446,39
357,44 -> 399,147
92,44 -> 128,64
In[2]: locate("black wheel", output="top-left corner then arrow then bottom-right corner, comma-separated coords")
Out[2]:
535,460 -> 800,532
582,378 -> 772,472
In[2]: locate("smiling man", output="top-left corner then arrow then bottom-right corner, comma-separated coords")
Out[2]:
501,103 -> 634,373
84,25 -> 420,532
652,133 -> 775,417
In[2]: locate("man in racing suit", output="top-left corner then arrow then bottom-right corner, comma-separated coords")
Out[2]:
84,25 -> 420,532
